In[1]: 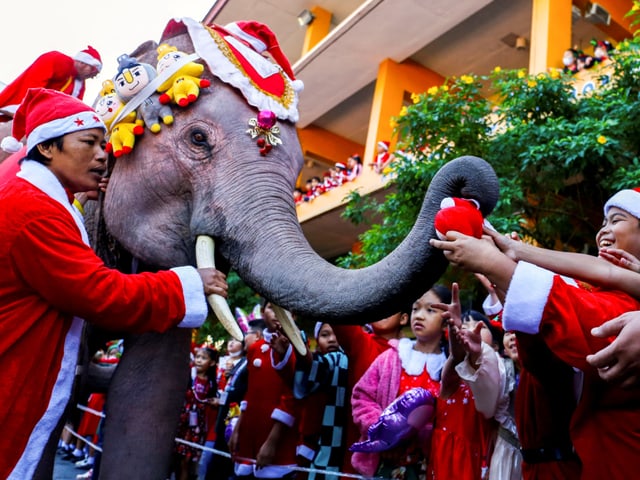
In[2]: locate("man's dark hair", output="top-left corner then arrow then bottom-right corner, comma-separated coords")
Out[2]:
27,136 -> 65,165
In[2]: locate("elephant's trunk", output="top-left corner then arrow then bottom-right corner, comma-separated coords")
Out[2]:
219,156 -> 499,323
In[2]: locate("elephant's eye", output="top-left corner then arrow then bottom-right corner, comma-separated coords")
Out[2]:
191,129 -> 208,146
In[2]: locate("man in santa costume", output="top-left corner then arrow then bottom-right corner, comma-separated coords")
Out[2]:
0,88 -> 228,479
430,189 -> 640,480
0,46 -> 102,121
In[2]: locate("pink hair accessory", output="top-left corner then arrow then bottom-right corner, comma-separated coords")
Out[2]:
247,110 -> 282,156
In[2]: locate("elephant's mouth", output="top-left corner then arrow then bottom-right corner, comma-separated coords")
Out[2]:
195,235 -> 306,354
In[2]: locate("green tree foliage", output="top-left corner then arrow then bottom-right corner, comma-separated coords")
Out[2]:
338,7 -> 640,301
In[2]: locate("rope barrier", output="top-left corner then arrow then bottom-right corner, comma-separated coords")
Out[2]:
68,403 -> 389,480
63,425 -> 102,453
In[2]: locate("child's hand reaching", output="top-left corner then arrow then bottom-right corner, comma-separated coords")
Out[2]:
269,330 -> 291,356
432,283 -> 465,363
457,322 -> 484,366
599,247 -> 640,273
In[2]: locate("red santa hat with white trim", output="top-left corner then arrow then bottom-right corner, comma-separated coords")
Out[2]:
377,140 -> 390,151
604,187 -> 640,219
74,45 -> 103,72
223,21 -> 301,87
0,88 -> 106,153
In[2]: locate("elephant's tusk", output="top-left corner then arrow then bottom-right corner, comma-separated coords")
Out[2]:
270,304 -> 308,356
195,235 -> 244,341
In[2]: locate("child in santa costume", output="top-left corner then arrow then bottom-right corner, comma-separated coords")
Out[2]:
371,140 -> 392,174
0,47 -> 102,121
227,302 -> 300,479
430,188 -> 640,480
0,88 -> 228,480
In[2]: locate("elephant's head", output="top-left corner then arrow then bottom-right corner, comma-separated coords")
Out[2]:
101,18 -> 500,328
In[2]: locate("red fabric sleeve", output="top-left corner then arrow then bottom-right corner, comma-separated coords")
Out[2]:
540,278 -> 640,371
11,212 -> 186,334
0,52 -> 75,108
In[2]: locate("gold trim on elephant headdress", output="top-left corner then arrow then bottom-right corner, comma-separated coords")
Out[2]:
165,18 -> 303,124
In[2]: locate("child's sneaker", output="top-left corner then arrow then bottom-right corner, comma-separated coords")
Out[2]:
76,469 -> 93,480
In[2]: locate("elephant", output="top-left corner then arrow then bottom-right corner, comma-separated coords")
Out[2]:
35,18 -> 500,480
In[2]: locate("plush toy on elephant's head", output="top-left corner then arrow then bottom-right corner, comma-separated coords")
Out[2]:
156,44 -> 211,107
113,54 -> 174,133
94,89 -> 144,158
434,197 -> 485,240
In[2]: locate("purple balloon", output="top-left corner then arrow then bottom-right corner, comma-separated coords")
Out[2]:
350,387 -> 435,453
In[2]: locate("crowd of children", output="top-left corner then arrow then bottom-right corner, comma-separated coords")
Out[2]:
159,185 -> 640,480
294,153 -> 365,205
51,181 -> 640,480
562,38 -> 614,75
294,141 -> 397,206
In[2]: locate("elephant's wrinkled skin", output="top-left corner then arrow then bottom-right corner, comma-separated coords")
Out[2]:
43,22 -> 499,480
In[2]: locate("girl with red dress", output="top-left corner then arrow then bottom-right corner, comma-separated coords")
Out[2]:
430,284 -> 496,480
351,285 -> 451,479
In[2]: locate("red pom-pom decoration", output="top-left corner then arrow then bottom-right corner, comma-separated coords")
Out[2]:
434,197 -> 484,239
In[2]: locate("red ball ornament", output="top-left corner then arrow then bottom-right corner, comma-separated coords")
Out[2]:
257,138 -> 266,148
257,110 -> 277,129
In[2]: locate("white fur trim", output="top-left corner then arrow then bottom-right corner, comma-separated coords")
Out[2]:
272,407 -> 295,427
314,321 -> 324,339
502,262 -> 554,334
178,17 -> 301,123
74,51 -> 102,69
10,318 -> 83,479
271,343 -> 292,370
482,295 -> 503,316
1,136 -> 23,153
17,160 -> 88,243
27,111 -> 105,152
224,22 -> 268,52
234,463 -> 253,477
604,189 -> 640,219
240,400 -> 248,411
296,444 -> 316,461
224,36 -> 280,78
397,338 -> 446,380
171,266 -> 208,328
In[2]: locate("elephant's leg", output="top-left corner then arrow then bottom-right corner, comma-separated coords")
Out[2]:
99,329 -> 191,480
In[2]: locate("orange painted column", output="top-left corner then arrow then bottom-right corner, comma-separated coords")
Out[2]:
301,6 -> 332,55
364,59 -> 444,177
529,0 -> 573,74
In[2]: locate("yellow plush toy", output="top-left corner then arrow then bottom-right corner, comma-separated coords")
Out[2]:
156,44 -> 211,107
94,92 -> 144,157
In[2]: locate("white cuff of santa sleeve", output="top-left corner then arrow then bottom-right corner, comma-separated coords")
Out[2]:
297,444 -> 316,461
240,400 -> 248,411
482,295 -> 503,316
271,344 -> 293,370
272,408 -> 295,427
502,262 -> 554,334
171,266 -> 208,328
